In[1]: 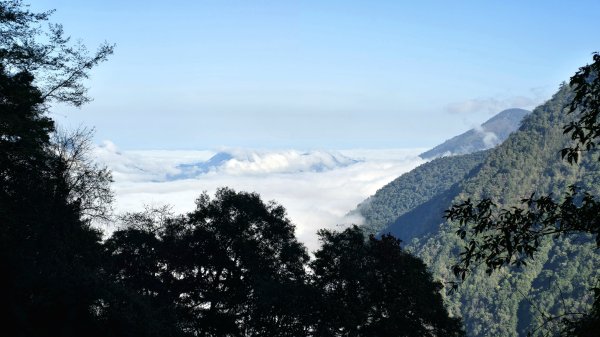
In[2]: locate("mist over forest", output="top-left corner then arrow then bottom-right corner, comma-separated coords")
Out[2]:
2,1 -> 600,336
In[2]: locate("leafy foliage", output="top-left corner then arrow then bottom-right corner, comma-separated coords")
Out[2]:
0,54 -> 107,337
311,225 -> 465,337
0,2 -> 115,336
103,194 -> 463,336
104,189 -> 313,336
0,0 -> 114,106
562,52 -> 600,164
447,187 -> 600,280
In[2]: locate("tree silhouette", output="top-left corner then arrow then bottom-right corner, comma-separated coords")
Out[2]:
311,225 -> 465,337
0,1 -> 113,335
105,188 -> 312,337
0,61 -> 108,337
0,0 -> 114,106
51,127 -> 114,222
562,52 -> 600,164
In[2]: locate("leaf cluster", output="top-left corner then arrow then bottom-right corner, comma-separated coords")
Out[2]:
446,187 -> 600,281
562,52 -> 600,164
0,0 -> 114,106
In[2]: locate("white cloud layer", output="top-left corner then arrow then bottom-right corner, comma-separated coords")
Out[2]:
94,143 -> 426,252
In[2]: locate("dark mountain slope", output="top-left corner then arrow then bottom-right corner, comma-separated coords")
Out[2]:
384,182 -> 461,243
356,86 -> 600,336
409,86 -> 600,337
355,151 -> 488,236
420,108 -> 529,159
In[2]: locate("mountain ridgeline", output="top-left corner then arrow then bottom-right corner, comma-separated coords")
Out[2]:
354,151 -> 488,236
354,90 -> 600,336
419,108 -> 530,159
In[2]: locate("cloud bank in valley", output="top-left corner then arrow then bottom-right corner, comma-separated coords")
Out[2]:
94,142 -> 426,251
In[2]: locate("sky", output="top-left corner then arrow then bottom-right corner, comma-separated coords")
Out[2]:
32,0 -> 600,150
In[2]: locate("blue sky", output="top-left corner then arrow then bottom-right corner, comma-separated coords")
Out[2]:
33,0 -> 600,150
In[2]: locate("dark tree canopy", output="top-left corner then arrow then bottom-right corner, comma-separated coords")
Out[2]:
104,199 -> 464,337
311,226 -> 465,337
0,1 -> 114,336
104,188 -> 312,337
0,57 -> 107,337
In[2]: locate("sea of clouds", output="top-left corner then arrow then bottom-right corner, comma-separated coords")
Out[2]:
94,142 -> 426,252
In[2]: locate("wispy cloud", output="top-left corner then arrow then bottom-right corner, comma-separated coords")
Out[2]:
94,143 -> 425,252
446,96 -> 533,115
473,124 -> 499,148
446,88 -> 551,115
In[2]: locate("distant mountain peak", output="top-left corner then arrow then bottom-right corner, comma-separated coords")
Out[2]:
419,108 -> 530,160
166,150 -> 360,180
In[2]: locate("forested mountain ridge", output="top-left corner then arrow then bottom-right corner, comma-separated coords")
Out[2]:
355,85 -> 600,336
420,108 -> 530,159
353,151 -> 488,236
353,108 -> 529,238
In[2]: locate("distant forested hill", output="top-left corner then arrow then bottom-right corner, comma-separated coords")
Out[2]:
354,87 -> 600,336
354,151 -> 488,236
420,108 -> 529,159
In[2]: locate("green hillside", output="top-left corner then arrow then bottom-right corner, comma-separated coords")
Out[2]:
355,151 -> 488,236
357,85 -> 600,336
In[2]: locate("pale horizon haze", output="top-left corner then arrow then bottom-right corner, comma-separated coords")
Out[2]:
32,0 -> 600,150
